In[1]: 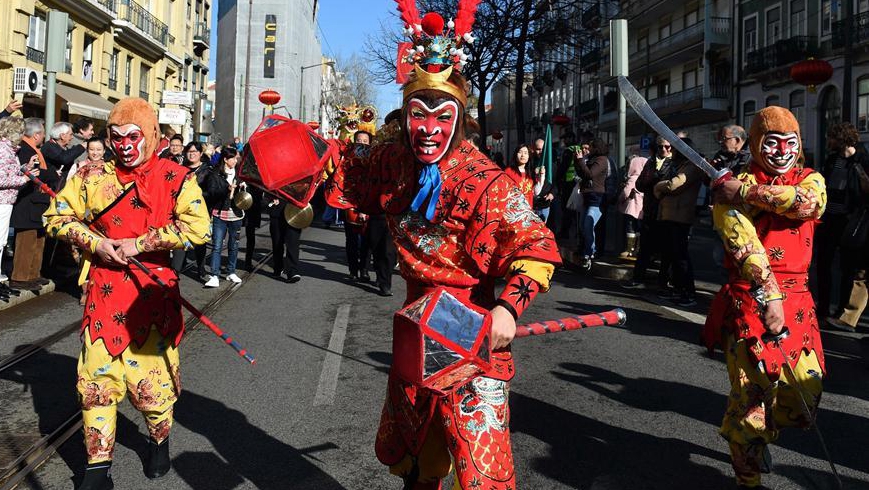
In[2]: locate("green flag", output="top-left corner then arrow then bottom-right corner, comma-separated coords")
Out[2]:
543,124 -> 553,185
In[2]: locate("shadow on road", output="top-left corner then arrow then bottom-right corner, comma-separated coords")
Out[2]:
173,390 -> 346,490
0,346 -> 147,488
510,391 -> 733,489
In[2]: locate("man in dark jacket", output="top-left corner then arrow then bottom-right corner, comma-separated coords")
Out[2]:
10,118 -> 56,290
710,124 -> 750,175
41,122 -> 86,181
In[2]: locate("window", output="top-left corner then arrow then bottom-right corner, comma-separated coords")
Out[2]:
124,57 -> 132,95
64,29 -> 72,74
790,0 -> 806,37
83,35 -> 94,82
109,49 -> 119,90
27,13 -> 46,51
684,3 -> 699,27
861,0 -> 869,14
140,64 -> 151,100
659,18 -> 671,40
858,79 -> 869,132
682,64 -> 698,90
744,16 -> 758,57
766,6 -> 782,45
766,95 -> 781,107
743,100 -> 757,129
637,28 -> 649,53
821,0 -> 834,36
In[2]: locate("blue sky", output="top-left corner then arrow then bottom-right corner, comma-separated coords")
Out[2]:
209,1 -> 402,116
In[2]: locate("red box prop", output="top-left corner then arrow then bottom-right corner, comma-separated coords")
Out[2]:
237,115 -> 336,208
392,288 -> 493,394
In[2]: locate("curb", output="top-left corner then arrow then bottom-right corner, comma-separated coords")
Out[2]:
0,281 -> 56,312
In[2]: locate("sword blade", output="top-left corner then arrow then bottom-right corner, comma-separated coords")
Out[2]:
617,76 -> 724,180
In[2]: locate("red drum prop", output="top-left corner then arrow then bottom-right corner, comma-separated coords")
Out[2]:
237,115 -> 337,208
393,287 -> 627,394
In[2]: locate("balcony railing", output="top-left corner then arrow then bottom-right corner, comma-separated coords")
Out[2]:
833,11 -> 869,49
92,0 -> 117,11
193,22 -> 210,47
108,78 -> 118,91
26,47 -> 44,64
745,36 -> 816,76
630,17 -> 729,64
577,99 -> 598,116
116,0 -> 170,46
581,49 -> 601,73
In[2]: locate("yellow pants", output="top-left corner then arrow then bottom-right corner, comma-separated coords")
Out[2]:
77,328 -> 180,463
720,334 -> 823,487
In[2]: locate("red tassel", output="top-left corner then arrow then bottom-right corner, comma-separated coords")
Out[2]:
454,0 -> 481,37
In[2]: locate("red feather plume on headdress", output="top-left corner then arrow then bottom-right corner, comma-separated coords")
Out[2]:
395,0 -> 422,30
454,0 -> 481,37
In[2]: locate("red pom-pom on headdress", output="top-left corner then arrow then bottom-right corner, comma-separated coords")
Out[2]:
421,12 -> 445,36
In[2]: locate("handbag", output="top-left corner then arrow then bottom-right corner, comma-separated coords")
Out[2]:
841,205 -> 869,249
565,181 -> 583,212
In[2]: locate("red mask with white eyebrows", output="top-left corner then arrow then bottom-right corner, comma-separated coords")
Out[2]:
760,131 -> 800,174
406,97 -> 459,164
110,123 -> 146,168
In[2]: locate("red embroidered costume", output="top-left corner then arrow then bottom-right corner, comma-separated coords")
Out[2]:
325,3 -> 559,488
703,106 -> 826,488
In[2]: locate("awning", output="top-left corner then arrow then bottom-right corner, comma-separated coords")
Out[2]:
55,85 -> 114,121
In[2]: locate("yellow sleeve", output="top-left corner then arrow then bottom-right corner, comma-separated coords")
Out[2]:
135,172 -> 211,253
712,203 -> 782,302
508,259 -> 555,292
43,174 -> 104,254
738,171 -> 827,221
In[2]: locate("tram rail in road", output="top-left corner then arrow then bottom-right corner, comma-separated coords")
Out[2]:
0,250 -> 274,490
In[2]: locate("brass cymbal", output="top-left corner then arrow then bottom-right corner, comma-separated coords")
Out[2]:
233,190 -> 254,211
283,203 -> 314,229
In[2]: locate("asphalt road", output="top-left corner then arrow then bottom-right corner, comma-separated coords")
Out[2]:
2,219 -> 868,490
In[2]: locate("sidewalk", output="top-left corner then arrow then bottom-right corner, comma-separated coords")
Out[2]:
0,281 -> 56,312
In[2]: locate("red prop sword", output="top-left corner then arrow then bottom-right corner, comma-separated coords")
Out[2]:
27,169 -> 256,364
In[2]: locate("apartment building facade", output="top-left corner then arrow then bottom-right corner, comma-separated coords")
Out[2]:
736,0 -> 869,168
215,0 -> 322,143
0,0 -> 213,139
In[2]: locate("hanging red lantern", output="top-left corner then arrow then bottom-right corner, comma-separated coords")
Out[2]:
492,130 -> 503,141
790,58 -> 833,93
259,89 -> 282,106
551,114 -> 571,126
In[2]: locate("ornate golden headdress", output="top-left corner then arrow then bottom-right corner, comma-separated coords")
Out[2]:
395,0 -> 480,106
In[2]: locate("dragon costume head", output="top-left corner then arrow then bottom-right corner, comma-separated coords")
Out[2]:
749,106 -> 803,175
336,104 -> 377,142
106,98 -> 160,168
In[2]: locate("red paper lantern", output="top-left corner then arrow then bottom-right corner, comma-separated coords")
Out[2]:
551,114 -> 571,126
306,121 -> 320,130
258,89 -> 282,106
492,130 -> 503,140
790,58 -> 833,93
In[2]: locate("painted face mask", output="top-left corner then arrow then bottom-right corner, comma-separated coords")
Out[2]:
110,124 -> 146,168
760,131 -> 800,174
406,97 -> 459,164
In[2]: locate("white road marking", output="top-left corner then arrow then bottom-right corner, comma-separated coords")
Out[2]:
314,304 -> 351,406
659,305 -> 707,325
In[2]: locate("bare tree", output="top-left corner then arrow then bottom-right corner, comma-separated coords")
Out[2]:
336,54 -> 377,106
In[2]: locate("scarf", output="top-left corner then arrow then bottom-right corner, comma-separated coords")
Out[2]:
411,163 -> 442,221
20,135 -> 47,170
113,154 -> 165,227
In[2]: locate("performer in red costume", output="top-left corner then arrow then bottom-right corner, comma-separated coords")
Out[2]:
44,98 -> 211,490
325,2 -> 560,489
704,106 -> 826,489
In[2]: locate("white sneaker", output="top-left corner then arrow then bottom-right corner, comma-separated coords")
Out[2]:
227,273 -> 242,284
204,275 -> 219,288
0,274 -> 7,282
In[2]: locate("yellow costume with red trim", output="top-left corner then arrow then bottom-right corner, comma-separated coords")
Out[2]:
44,98 -> 210,467
703,107 -> 826,487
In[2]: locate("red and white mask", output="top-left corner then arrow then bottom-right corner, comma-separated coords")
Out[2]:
406,97 -> 459,164
760,131 -> 800,174
110,124 -> 147,168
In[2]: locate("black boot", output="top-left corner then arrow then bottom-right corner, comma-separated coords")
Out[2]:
144,438 -> 170,479
77,462 -> 113,490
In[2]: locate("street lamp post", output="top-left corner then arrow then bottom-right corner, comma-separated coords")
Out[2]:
299,60 -> 334,121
